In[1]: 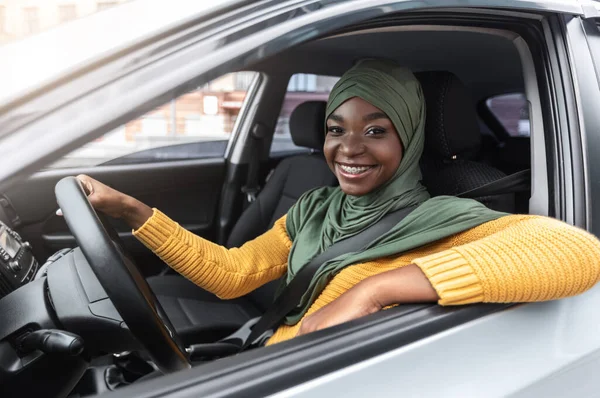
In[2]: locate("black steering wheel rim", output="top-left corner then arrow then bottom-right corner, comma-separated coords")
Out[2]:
55,176 -> 190,373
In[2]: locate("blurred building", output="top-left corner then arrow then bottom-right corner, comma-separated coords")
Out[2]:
124,73 -> 256,142
0,0 -> 128,45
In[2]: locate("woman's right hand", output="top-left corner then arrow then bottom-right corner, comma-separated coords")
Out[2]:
61,174 -> 154,230
75,174 -> 129,219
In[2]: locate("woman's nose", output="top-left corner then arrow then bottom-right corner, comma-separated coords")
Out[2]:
340,133 -> 366,156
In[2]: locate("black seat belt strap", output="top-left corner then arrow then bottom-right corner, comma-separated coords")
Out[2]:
241,205 -> 417,349
458,169 -> 530,199
241,123 -> 268,204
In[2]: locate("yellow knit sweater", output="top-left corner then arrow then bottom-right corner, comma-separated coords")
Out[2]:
134,210 -> 600,345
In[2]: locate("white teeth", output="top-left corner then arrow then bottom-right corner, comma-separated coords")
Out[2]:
339,164 -> 371,174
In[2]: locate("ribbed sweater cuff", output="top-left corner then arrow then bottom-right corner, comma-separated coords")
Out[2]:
132,208 -> 178,250
413,250 -> 484,305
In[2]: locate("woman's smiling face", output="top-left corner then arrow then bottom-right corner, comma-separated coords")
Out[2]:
324,97 -> 404,196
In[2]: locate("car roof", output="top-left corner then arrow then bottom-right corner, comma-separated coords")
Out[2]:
254,27 -> 524,102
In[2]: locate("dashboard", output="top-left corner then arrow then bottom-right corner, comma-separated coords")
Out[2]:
0,220 -> 37,298
0,214 -> 133,397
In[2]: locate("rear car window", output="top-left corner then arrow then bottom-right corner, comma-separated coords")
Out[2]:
486,93 -> 530,137
270,74 -> 339,156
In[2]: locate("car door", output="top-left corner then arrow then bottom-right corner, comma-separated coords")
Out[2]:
0,72 -> 260,274
106,4 -> 600,398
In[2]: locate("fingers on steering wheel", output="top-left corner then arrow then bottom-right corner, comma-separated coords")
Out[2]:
76,174 -> 94,196
58,175 -> 91,216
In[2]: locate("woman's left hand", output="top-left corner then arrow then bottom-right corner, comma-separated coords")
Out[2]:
296,280 -> 382,337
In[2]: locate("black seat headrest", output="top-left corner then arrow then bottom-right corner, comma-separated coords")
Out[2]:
416,71 -> 481,160
289,101 -> 327,150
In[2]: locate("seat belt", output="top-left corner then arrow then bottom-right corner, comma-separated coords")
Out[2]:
241,205 -> 417,349
458,169 -> 530,199
186,169 -> 532,358
241,123 -> 268,205
185,205 -> 417,359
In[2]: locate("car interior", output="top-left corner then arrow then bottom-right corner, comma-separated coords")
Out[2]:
0,13 -> 545,397
145,27 -> 535,346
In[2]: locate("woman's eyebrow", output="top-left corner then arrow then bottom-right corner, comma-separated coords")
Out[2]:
363,112 -> 389,122
328,114 -> 344,123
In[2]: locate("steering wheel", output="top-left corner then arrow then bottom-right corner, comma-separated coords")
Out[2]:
55,176 -> 190,373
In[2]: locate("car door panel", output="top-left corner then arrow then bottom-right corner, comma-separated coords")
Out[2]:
1,158 -> 226,273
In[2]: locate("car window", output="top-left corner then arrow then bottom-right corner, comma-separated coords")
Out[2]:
486,93 -> 530,137
0,0 -> 131,46
50,72 -> 257,168
270,74 -> 339,156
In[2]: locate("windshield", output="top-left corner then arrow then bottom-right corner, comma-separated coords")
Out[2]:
0,0 -> 132,47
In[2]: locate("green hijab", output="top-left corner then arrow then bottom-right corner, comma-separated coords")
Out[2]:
282,60 -> 506,325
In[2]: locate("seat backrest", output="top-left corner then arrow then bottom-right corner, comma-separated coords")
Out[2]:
416,71 -> 516,213
226,101 -> 335,249
227,101 -> 336,311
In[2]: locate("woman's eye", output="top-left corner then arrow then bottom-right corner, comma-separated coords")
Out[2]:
366,128 -> 386,136
327,126 -> 343,135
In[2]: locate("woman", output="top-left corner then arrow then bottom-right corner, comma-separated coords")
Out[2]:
75,60 -> 600,345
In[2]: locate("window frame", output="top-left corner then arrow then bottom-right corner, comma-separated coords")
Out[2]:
567,16 -> 600,233
582,18 -> 600,89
